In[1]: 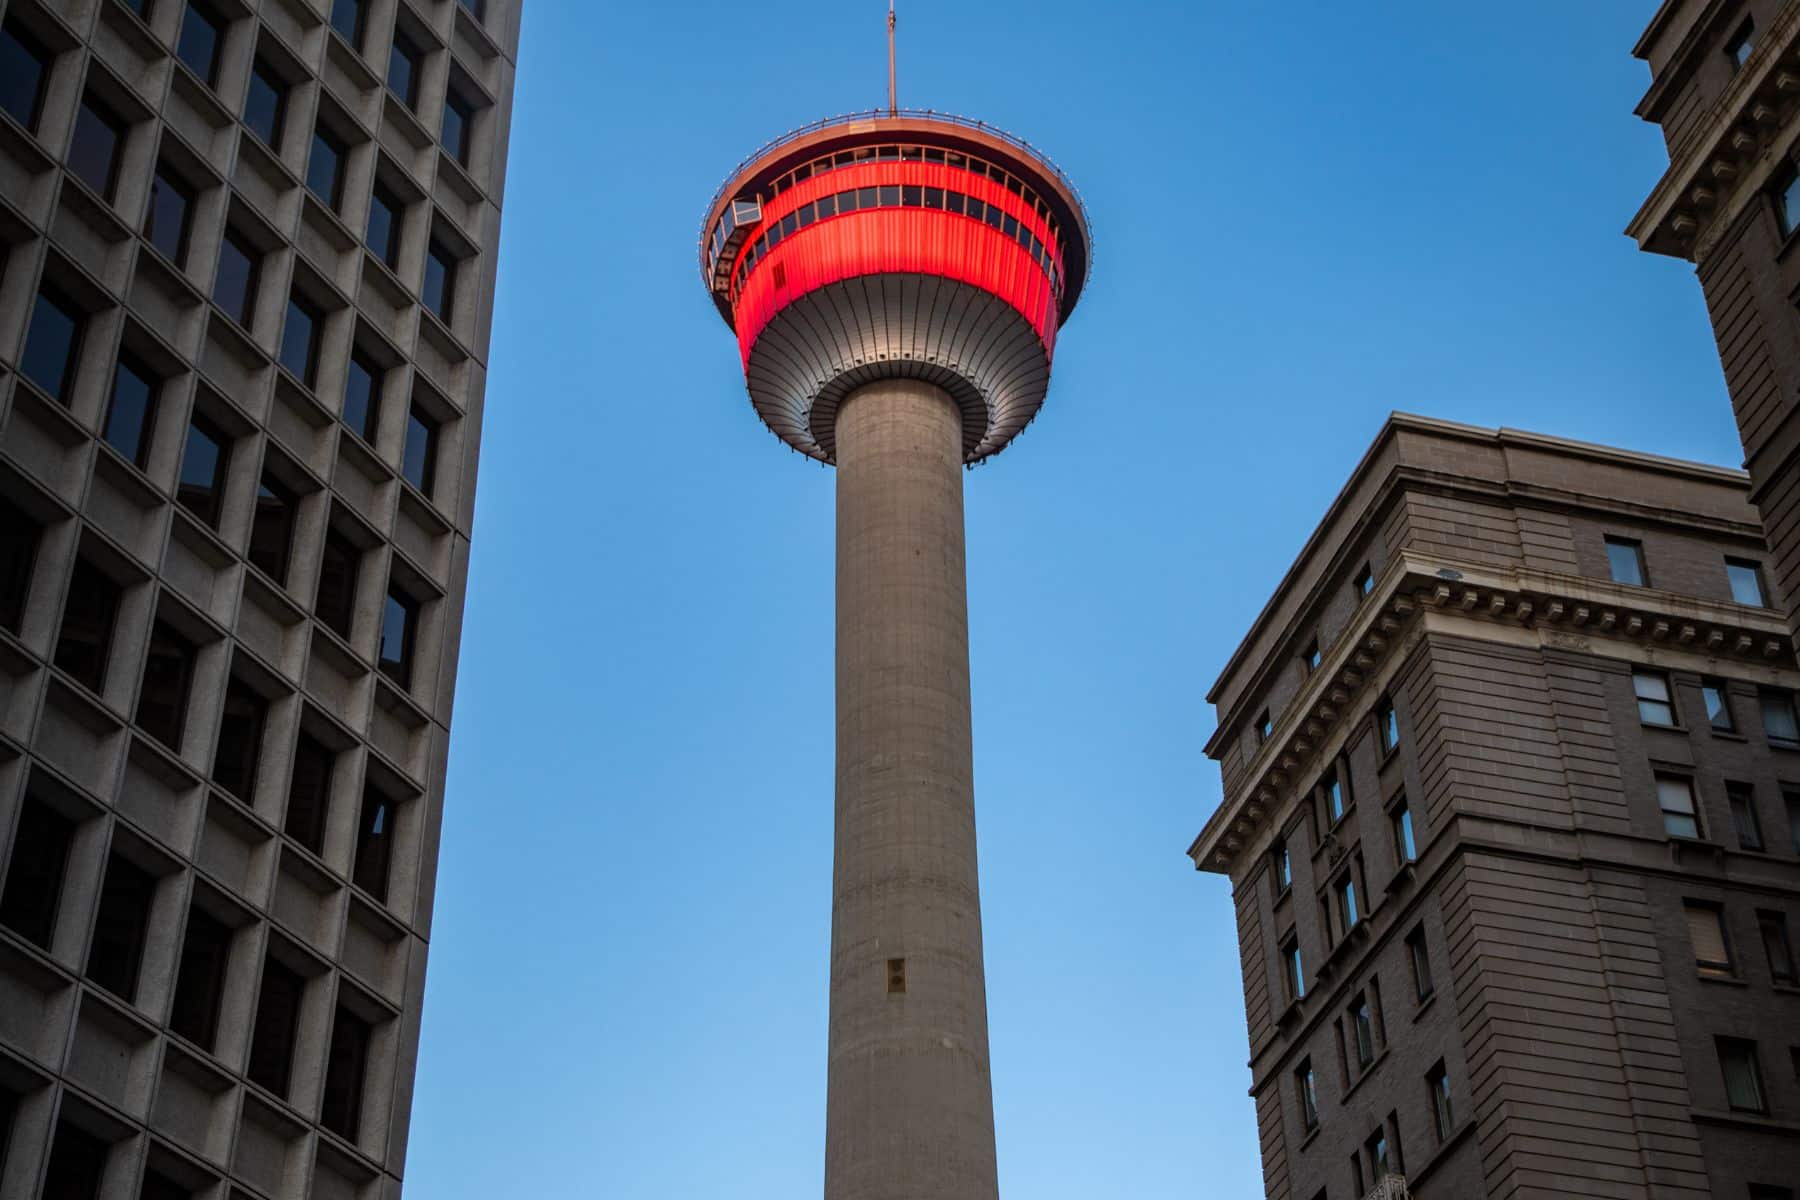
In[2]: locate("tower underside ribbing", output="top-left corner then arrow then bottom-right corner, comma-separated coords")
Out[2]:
828,379 -> 998,1200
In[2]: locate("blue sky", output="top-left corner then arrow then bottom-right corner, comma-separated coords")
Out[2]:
406,2 -> 1728,1196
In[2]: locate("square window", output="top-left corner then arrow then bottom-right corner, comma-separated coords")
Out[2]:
21,286 -> 84,404
1390,797 -> 1416,863
54,556 -> 121,693
458,0 -> 486,21
213,229 -> 260,326
329,0 -> 365,47
144,163 -> 195,265
278,292 -> 321,386
1702,679 -> 1735,732
1633,670 -> 1675,726
307,125 -> 345,209
177,414 -> 229,527
248,470 -> 296,585
378,583 -> 417,687
1726,557 -> 1769,607
136,619 -> 195,749
1684,903 -> 1733,978
1605,536 -> 1647,586
1759,910 -> 1796,985
387,31 -> 421,109
0,794 -> 75,949
104,351 -> 159,467
442,87 -> 473,165
1761,689 -> 1800,744
367,182 -> 401,267
177,1 -> 224,87
244,59 -> 286,147
1657,775 -> 1702,840
1718,1038 -> 1766,1112
69,94 -> 124,200
0,19 -> 52,132
422,239 -> 456,323
402,404 -> 438,494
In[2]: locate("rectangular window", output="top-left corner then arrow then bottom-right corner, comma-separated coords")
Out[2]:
0,19 -> 52,132
307,125 -> 345,209
248,470 -> 297,586
1749,1187 -> 1796,1200
1685,903 -> 1733,977
1759,911 -> 1796,985
211,676 -> 267,800
401,404 -> 438,494
1702,679 -> 1735,732
352,785 -> 394,902
1270,839 -> 1290,894
378,584 -> 417,687
1333,874 -> 1358,937
1354,563 -> 1373,599
177,1 -> 224,87
328,0 -> 364,47
1657,775 -> 1702,840
1377,697 -> 1398,754
0,794 -> 74,949
1718,1038 -> 1767,1112
442,87 -> 473,165
279,292 -> 321,386
213,229 -> 260,326
169,904 -> 230,1048
1295,1060 -> 1318,1132
1350,996 -> 1375,1068
1390,797 -> 1416,863
320,1003 -> 372,1139
315,528 -> 359,639
367,182 -> 401,267
1427,1062 -> 1453,1141
1762,689 -> 1800,744
1364,1127 -> 1390,1179
22,286 -> 84,403
343,349 -> 382,440
136,619 -> 195,750
243,59 -> 286,148
1302,637 -> 1320,673
1320,767 -> 1346,826
104,351 -> 159,467
144,164 -> 194,265
1255,709 -> 1272,744
1727,558 -> 1769,607
1781,168 -> 1800,238
1728,19 -> 1757,70
1728,782 -> 1764,851
246,954 -> 304,1097
177,414 -> 229,527
286,730 -> 334,855
1605,536 -> 1647,586
422,239 -> 455,323
1788,792 -> 1800,856
0,495 -> 42,633
43,1120 -> 107,1200
86,853 -> 154,1001
54,556 -> 122,694
1407,926 -> 1433,1001
69,94 -> 124,201
1281,936 -> 1304,1002
387,31 -> 421,108
1633,670 -> 1675,726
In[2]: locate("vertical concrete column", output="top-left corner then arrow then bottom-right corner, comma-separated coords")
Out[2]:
825,379 -> 999,1200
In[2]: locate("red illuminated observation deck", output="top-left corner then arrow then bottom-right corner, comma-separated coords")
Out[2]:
698,110 -> 1092,464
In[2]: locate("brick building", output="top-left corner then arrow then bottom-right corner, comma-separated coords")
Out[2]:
1191,416 -> 1800,1199
0,0 -> 518,1196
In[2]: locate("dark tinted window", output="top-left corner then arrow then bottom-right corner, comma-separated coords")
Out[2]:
212,676 -> 266,799
329,0 -> 363,46
144,164 -> 194,265
177,415 -> 229,526
54,556 -> 121,693
138,1169 -> 191,1200
69,94 -> 124,200
457,0 -> 485,19
387,31 -> 420,108
366,182 -> 400,267
248,470 -> 296,584
169,904 -> 230,1048
42,1120 -> 107,1200
176,1 -> 223,86
243,59 -> 285,147
247,954 -> 304,1097
379,584 -> 416,687
1727,557 -> 1769,607
104,351 -> 159,466
213,229 -> 259,325
422,240 -> 454,322
0,19 -> 51,132
286,730 -> 334,854
315,528 -> 358,638
442,89 -> 472,164
401,405 -> 437,494
118,0 -> 154,18
21,287 -> 83,403
279,292 -> 320,385
0,795 -> 74,948
307,125 -> 344,208
86,853 -> 154,1001
136,619 -> 195,749
342,349 -> 381,440
352,785 -> 393,901
320,1004 -> 372,1138
1605,536 -> 1647,587
0,495 -> 42,633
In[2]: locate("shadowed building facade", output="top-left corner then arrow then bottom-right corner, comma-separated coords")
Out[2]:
0,0 -> 518,1196
697,112 -> 1091,1198
1192,416 -> 1800,1200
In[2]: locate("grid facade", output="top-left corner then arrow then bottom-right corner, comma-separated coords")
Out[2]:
0,0 -> 518,1196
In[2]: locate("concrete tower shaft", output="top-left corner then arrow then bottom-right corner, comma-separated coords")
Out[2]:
829,379 -> 996,1200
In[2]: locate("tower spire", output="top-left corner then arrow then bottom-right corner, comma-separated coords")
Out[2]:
887,1 -> 897,115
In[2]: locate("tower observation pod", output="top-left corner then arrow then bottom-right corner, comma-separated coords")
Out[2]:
698,109 -> 1091,1200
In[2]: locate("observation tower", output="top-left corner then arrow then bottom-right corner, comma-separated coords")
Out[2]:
697,44 -> 1091,1200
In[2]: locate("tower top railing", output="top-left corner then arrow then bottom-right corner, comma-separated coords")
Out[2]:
696,108 -> 1093,278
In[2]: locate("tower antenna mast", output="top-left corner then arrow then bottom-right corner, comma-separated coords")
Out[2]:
887,1 -> 897,115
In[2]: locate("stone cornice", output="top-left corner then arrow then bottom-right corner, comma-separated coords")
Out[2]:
1628,0 -> 1800,260
1189,552 -> 1794,874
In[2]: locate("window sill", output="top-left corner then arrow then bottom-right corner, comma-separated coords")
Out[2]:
1340,1046 -> 1390,1105
1697,972 -> 1748,988
1297,1125 -> 1320,1153
1406,1120 -> 1476,1190
1772,982 -> 1800,996
1766,739 -> 1800,753
1640,719 -> 1683,732
1385,862 -> 1416,896
1412,992 -> 1438,1024
1709,729 -> 1747,743
1690,1107 -> 1799,1134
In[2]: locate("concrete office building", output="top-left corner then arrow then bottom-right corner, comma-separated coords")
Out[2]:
0,0 -> 517,1195
1629,1 -> 1800,656
1191,416 -> 1800,1199
697,106 -> 1091,1198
